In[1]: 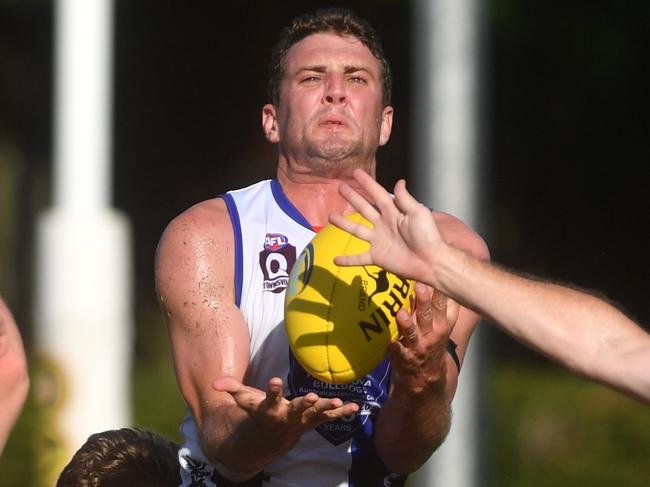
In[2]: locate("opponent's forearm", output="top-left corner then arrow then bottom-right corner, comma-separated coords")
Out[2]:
617,342 -> 650,405
374,372 -> 451,474
432,246 -> 650,403
433,248 -> 598,367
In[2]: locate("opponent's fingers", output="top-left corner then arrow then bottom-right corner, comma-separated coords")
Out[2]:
351,168 -> 398,219
333,253 -> 374,267
396,308 -> 418,348
393,179 -> 425,216
414,282 -> 434,335
338,181 -> 381,223
329,212 -> 374,242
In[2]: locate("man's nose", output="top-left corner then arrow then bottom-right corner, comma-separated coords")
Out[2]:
323,74 -> 346,105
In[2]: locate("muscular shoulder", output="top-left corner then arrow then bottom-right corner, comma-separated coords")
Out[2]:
157,198 -> 231,254
155,198 -> 234,301
432,211 -> 490,262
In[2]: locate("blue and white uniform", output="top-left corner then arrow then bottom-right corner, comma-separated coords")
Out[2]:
178,180 -> 407,487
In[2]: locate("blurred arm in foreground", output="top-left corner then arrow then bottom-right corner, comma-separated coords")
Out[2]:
0,296 -> 29,455
330,168 -> 650,405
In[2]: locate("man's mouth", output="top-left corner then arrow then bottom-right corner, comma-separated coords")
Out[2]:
320,117 -> 346,127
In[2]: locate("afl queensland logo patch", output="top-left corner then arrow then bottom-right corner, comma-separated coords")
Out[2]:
259,233 -> 296,293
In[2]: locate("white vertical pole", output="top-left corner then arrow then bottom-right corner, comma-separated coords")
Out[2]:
411,0 -> 483,486
35,0 -> 132,477
54,0 -> 112,210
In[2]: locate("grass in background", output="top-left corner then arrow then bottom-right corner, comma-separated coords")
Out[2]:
488,361 -> 650,486
131,353 -> 185,444
130,306 -> 185,444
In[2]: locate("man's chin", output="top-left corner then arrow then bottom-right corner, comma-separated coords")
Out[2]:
308,139 -> 361,162
303,150 -> 371,179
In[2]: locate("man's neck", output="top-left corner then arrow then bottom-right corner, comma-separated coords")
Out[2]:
276,160 -> 376,229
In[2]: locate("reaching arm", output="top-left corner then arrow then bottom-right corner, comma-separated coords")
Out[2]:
0,297 -> 29,455
439,253 -> 650,405
330,168 -> 650,405
156,199 -> 358,481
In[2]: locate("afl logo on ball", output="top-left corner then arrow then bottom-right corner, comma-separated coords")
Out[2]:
260,233 -> 296,293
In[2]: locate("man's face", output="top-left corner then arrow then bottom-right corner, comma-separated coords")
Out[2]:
265,33 -> 393,174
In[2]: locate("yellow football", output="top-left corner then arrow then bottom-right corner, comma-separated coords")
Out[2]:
285,213 -> 415,384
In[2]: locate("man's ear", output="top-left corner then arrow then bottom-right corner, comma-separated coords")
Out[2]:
379,105 -> 394,146
262,104 -> 280,143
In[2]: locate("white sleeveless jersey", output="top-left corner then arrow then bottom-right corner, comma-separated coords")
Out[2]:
178,180 -> 407,487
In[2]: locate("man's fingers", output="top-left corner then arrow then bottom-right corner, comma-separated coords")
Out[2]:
305,398 -> 359,422
212,377 -> 263,411
446,300 -> 461,329
266,377 -> 285,405
396,308 -> 418,348
431,289 -> 451,335
212,376 -> 243,393
414,282 -> 433,335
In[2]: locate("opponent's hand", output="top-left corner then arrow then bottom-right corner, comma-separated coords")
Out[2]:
213,376 -> 359,436
329,168 -> 448,285
389,283 -> 457,394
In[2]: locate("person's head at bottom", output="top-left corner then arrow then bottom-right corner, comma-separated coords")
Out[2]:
56,427 -> 180,487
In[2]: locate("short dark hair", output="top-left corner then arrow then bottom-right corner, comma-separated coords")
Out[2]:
268,7 -> 392,107
56,428 -> 181,487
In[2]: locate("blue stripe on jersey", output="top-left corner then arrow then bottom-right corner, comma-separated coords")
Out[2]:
346,359 -> 408,487
221,194 -> 243,307
270,180 -> 313,230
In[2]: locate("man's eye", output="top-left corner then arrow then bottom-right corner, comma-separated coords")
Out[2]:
348,76 -> 367,84
301,76 -> 320,83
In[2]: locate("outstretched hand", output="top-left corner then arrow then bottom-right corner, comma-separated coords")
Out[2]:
329,168 -> 448,285
213,376 -> 359,436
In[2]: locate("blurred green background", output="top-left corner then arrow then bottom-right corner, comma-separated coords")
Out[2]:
1,0 -> 648,485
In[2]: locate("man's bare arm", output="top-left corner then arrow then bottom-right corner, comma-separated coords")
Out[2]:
156,199 -> 358,480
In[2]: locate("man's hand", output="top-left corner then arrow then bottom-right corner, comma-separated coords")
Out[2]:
390,283 -> 458,396
214,376 -> 359,436
374,283 -> 459,473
